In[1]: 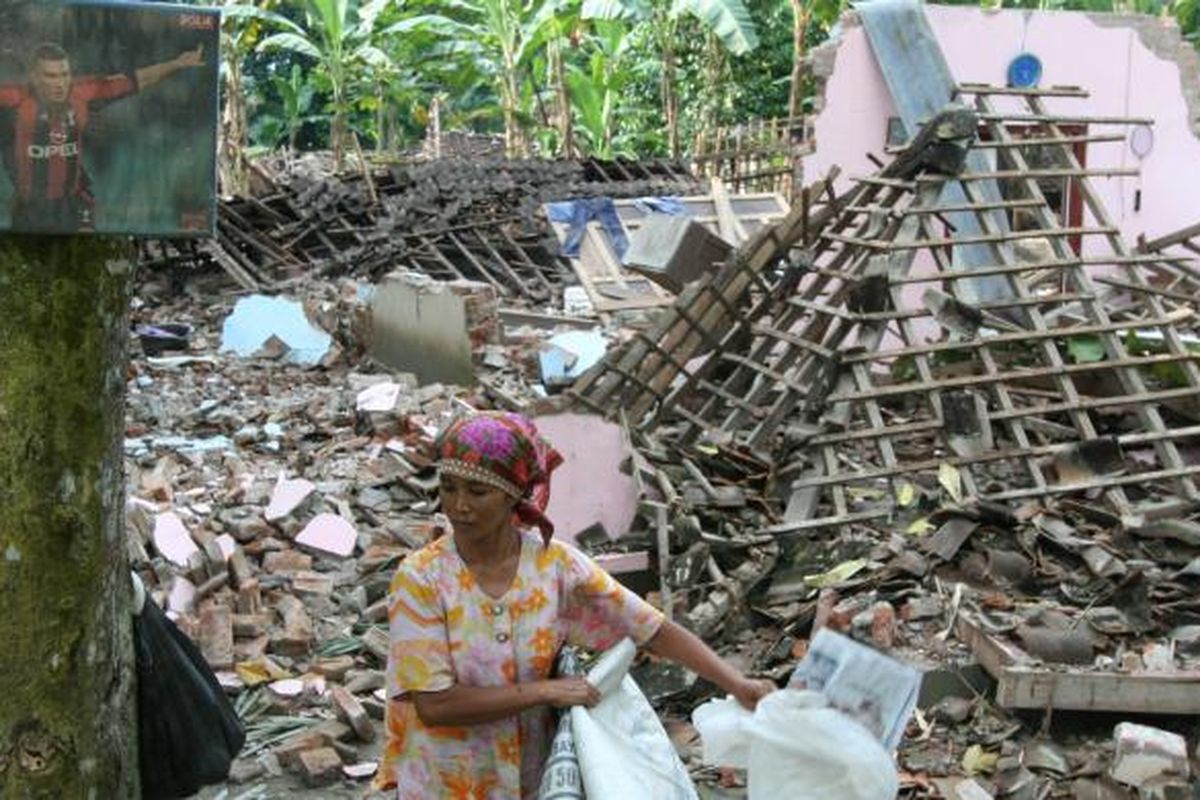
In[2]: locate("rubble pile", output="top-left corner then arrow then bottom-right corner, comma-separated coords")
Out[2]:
129,90 -> 1200,799
572,91 -> 1200,796
126,317 -> 486,789
139,155 -> 702,303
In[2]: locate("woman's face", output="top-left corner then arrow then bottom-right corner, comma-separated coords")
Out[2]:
439,473 -> 517,543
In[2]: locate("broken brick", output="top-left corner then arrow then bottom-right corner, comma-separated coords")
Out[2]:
312,655 -> 356,682
329,684 -> 376,743
263,549 -> 313,574
297,747 -> 343,787
291,570 -> 334,596
270,593 -> 313,657
234,633 -> 270,663
198,603 -> 234,670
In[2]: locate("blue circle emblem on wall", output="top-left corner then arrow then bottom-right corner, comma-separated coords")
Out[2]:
1007,53 -> 1043,88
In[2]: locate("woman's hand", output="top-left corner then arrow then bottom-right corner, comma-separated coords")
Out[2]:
730,677 -> 776,710
540,677 -> 601,709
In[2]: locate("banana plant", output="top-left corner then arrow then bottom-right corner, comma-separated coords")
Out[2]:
254,63 -> 318,151
256,0 -> 398,168
565,19 -> 635,157
397,0 -> 561,156
581,0 -> 759,155
217,1 -> 293,192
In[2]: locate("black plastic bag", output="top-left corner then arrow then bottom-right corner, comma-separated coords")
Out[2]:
134,597 -> 245,799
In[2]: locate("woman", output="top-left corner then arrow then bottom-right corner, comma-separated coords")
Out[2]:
376,412 -> 774,799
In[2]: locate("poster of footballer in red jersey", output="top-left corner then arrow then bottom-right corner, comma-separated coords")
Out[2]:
0,1 -> 219,236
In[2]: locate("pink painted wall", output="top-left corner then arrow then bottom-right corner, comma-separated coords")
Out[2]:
803,5 -> 1200,245
533,413 -> 640,545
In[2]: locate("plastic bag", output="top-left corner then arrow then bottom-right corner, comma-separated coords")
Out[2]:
135,596 -> 245,799
690,696 -> 752,768
570,639 -> 698,800
693,689 -> 898,800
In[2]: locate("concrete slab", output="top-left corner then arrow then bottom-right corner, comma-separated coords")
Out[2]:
266,477 -> 317,522
295,513 -> 358,558
539,329 -> 607,388
153,511 -> 200,567
533,413 -> 641,545
624,213 -> 733,294
368,273 -> 498,387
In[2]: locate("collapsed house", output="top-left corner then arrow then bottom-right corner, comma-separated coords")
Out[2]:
127,5 -> 1200,798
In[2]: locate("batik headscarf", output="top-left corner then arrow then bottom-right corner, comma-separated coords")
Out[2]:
434,411 -> 564,544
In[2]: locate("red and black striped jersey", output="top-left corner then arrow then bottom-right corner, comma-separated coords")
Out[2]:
0,74 -> 137,202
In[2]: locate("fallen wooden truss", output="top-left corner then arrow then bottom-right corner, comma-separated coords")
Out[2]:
573,85 -> 1200,531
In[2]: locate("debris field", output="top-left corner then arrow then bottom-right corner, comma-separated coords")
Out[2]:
130,82 -> 1200,800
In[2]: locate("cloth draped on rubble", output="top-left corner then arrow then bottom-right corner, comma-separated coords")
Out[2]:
539,638 -> 698,800
545,198 -> 629,259
377,529 -> 664,799
631,197 -> 688,217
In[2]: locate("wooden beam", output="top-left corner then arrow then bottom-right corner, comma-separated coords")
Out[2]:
957,616 -> 1200,714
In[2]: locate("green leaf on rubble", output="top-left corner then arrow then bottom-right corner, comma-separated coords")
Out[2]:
1067,335 -> 1106,363
938,462 -> 963,504
906,517 -> 935,536
961,744 -> 1000,776
891,355 -> 918,382
802,558 -> 868,588
317,636 -> 363,657
895,481 -> 917,508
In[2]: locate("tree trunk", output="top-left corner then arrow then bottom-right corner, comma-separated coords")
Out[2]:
787,0 -> 811,123
500,58 -> 525,158
220,56 -> 248,195
550,38 -> 574,158
700,31 -> 724,149
662,37 -> 680,158
0,236 -> 137,799
376,83 -> 387,154
331,88 -> 346,172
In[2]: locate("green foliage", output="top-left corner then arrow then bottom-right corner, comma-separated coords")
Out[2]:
217,0 -> 1200,167
251,63 -> 318,148
582,0 -> 759,54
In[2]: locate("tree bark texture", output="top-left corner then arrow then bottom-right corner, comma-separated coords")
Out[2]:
0,237 -> 137,799
662,42 -> 680,158
550,38 -> 574,158
220,56 -> 249,195
787,0 -> 811,122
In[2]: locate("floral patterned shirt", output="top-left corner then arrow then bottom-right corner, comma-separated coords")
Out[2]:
376,529 -> 665,799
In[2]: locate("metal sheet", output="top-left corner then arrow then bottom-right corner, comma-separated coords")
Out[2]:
857,0 -> 1014,303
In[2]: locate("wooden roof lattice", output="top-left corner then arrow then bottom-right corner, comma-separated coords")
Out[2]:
571,85 -> 1200,531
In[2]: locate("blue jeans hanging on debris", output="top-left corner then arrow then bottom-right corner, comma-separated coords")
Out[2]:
546,197 -> 628,260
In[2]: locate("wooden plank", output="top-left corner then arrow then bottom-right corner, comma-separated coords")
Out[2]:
976,112 -> 1154,125
956,83 -> 1089,97
710,176 -> 749,245
823,225 -> 1117,251
1140,221 -> 1200,253
957,616 -> 1200,714
1017,94 -> 1200,503
916,168 -> 1139,182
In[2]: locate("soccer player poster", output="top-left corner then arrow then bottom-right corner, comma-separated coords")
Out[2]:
0,1 -> 219,236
